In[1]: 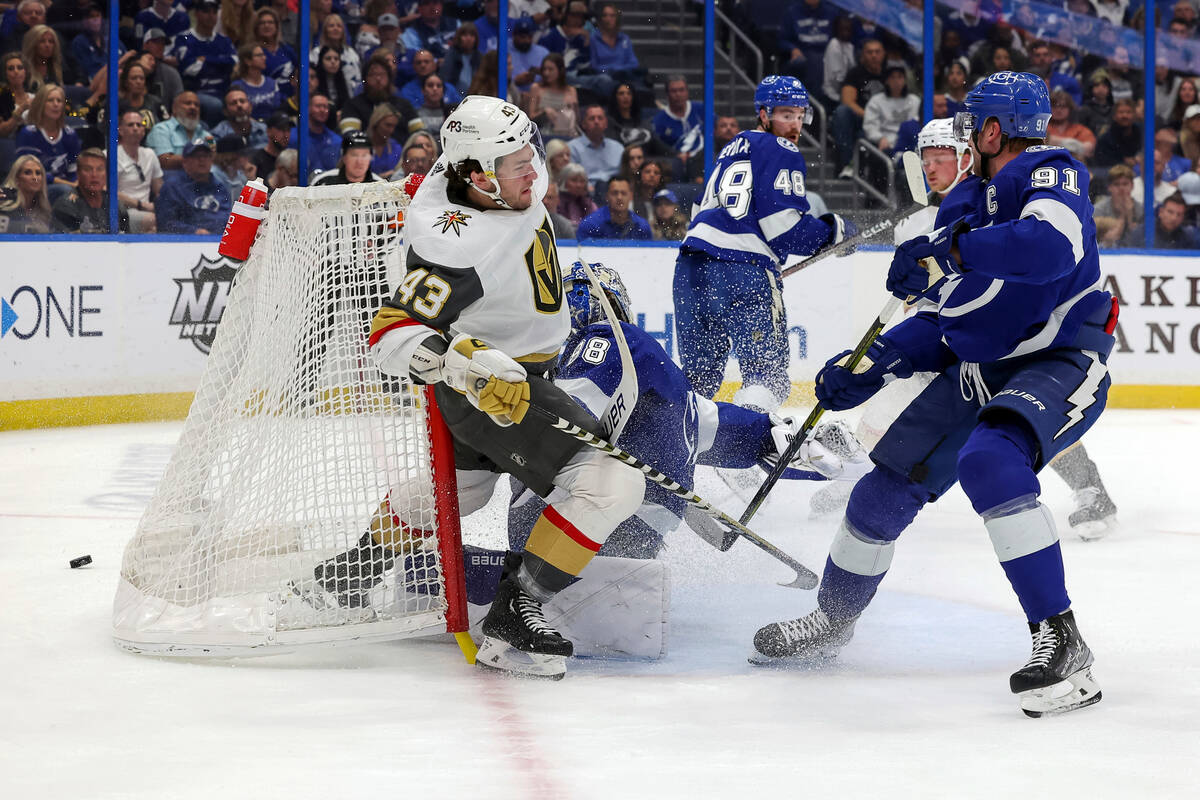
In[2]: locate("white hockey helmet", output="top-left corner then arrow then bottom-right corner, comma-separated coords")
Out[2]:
441,95 -> 545,208
917,117 -> 973,192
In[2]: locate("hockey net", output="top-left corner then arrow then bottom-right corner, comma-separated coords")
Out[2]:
113,181 -> 467,656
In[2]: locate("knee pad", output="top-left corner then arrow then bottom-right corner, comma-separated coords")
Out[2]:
957,418 -> 1041,515
844,465 -> 929,543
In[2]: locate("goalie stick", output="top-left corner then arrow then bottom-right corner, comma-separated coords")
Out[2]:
780,151 -> 930,279
739,151 -> 929,524
524,402 -> 819,590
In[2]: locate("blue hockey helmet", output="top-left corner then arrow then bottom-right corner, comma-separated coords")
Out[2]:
953,71 -> 1051,143
754,75 -> 813,124
564,261 -> 632,329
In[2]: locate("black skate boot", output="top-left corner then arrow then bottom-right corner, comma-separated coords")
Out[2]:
750,609 -> 858,664
313,532 -> 396,608
476,552 -> 573,680
279,533 -> 393,628
1010,609 -> 1102,718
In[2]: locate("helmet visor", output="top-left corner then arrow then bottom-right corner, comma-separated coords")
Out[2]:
492,123 -> 546,183
767,105 -> 814,126
952,111 -> 975,142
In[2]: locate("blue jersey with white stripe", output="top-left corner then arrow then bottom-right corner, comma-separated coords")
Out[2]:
933,146 -> 1109,363
556,322 -> 771,529
682,130 -> 833,271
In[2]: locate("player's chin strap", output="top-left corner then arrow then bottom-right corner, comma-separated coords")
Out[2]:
523,402 -> 818,590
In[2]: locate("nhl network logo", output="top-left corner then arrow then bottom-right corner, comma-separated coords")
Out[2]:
169,254 -> 239,354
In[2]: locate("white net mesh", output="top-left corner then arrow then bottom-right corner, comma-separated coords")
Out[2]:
113,182 -> 463,655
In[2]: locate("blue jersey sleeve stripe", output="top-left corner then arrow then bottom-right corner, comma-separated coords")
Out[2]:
758,208 -> 804,241
1020,197 -> 1084,265
555,376 -> 613,418
693,394 -> 720,456
1001,280 -> 1105,359
686,222 -> 778,261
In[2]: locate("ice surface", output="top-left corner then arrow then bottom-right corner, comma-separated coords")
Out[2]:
1,411 -> 1197,798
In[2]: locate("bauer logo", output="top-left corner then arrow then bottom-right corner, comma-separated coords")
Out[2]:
169,254 -> 239,354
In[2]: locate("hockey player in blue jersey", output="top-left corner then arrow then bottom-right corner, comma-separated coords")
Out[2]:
463,262 -> 869,658
673,75 -> 857,413
504,261 -> 868,560
753,72 -> 1115,718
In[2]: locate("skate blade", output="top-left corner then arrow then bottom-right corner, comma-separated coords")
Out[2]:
1076,516 -> 1118,542
1019,668 -> 1103,717
475,637 -> 567,680
747,648 -> 841,669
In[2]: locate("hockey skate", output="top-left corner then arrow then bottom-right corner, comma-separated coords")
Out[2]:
1010,609 -> 1102,718
749,609 -> 858,665
277,533 -> 393,628
476,552 -> 574,680
1069,487 -> 1118,541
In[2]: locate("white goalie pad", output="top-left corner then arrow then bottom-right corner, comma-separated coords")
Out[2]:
468,555 -> 671,660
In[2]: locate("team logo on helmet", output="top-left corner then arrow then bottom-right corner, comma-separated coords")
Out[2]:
434,209 -> 472,236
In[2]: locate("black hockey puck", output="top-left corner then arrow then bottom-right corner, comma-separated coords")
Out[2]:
69,555 -> 93,569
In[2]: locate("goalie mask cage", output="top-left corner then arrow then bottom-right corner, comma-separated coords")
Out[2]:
113,182 -> 467,656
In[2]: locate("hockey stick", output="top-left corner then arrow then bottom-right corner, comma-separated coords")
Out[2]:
738,152 -> 930,524
524,402 -> 818,589
780,151 -> 930,279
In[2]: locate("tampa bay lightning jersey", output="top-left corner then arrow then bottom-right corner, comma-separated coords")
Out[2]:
556,321 -> 771,531
932,146 -> 1110,363
682,130 -> 833,271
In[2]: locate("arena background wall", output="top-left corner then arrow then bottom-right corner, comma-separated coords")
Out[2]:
2,241 -> 1196,430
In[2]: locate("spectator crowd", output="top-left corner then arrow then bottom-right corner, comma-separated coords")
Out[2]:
4,0 -> 1200,247
0,0 -> 716,240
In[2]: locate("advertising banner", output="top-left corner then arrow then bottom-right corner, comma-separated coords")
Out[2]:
2,241 -> 1198,425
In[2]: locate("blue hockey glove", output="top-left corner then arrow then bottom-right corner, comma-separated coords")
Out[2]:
887,217 -> 969,300
820,213 -> 858,254
814,337 -> 915,411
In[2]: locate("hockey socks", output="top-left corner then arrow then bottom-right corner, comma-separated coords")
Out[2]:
983,498 -> 1070,624
520,504 -> 603,600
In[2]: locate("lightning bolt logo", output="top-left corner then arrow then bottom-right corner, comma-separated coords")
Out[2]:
1055,350 -> 1106,438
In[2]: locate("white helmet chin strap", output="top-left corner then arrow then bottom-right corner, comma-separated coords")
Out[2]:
471,153 -> 510,208
947,149 -> 975,194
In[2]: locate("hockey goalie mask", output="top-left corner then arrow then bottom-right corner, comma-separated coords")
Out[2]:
442,95 -> 547,210
564,261 -> 633,330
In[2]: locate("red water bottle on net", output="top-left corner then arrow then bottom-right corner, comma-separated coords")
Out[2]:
218,178 -> 269,261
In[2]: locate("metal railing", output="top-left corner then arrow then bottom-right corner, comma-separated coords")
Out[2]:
849,138 -> 897,209
714,5 -> 763,95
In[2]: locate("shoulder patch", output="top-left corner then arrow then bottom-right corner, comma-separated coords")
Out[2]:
434,209 -> 472,236
776,136 -> 799,152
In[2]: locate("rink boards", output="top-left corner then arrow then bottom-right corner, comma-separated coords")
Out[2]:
2,239 -> 1198,428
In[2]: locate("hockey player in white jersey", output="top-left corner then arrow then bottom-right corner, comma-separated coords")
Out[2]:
307,96 -> 645,680
673,75 -> 857,414
754,73 -> 1114,717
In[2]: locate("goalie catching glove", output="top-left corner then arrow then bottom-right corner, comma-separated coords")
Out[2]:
758,418 -> 871,481
411,332 -> 531,426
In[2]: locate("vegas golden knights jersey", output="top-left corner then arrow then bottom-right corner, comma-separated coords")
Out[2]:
369,156 -> 569,371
